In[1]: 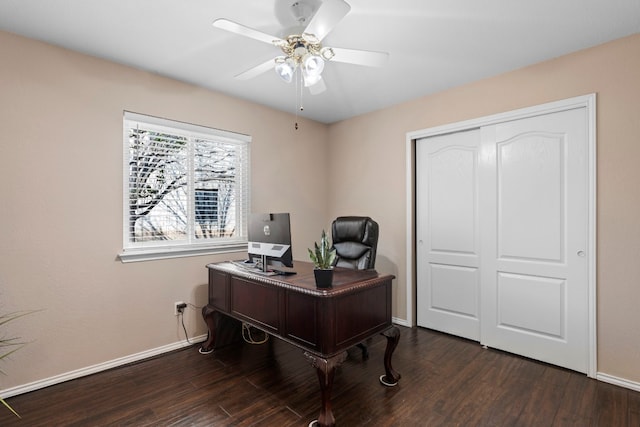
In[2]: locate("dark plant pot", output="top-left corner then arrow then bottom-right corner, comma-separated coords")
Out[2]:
314,268 -> 333,288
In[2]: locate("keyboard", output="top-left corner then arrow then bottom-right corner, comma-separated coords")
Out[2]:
230,260 -> 278,276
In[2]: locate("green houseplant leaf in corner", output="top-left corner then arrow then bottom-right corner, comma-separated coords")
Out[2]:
1,310 -> 36,419
308,230 -> 337,288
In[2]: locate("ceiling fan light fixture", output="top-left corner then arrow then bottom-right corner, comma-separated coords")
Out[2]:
303,72 -> 322,87
275,57 -> 297,83
302,54 -> 325,78
302,32 -> 320,45
293,40 -> 308,58
320,47 -> 335,61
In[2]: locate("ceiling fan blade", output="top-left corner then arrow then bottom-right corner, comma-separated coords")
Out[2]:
302,0 -> 351,43
330,47 -> 389,67
234,58 -> 276,80
213,18 -> 285,46
307,77 -> 327,95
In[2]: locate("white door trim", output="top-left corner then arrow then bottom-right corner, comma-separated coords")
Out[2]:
406,93 -> 597,377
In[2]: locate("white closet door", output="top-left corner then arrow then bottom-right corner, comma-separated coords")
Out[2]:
479,108 -> 589,373
415,104 -> 590,373
416,129 -> 481,341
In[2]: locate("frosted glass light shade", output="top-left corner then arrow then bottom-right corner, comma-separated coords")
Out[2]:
275,58 -> 296,83
303,72 -> 322,87
302,54 -> 325,78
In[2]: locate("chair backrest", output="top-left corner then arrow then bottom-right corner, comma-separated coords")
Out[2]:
331,216 -> 379,270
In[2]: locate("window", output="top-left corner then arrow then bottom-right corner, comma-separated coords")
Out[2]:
120,112 -> 250,262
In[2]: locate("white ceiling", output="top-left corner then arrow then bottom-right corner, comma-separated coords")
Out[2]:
1,0 -> 639,123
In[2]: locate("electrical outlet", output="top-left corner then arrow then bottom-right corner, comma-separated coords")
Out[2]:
174,301 -> 187,316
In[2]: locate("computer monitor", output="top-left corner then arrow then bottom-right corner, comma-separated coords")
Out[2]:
247,212 -> 293,271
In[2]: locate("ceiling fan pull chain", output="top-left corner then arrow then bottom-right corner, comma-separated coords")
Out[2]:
295,70 -> 305,130
299,73 -> 305,112
294,70 -> 300,130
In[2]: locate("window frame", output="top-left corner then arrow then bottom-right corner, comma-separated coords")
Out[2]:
119,111 -> 250,263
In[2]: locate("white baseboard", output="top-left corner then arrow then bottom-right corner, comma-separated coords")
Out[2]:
3,321 -> 412,399
597,372 -> 640,393
3,321 -> 413,399
10,329 -> 638,399
0,335 -> 207,399
392,317 -> 411,328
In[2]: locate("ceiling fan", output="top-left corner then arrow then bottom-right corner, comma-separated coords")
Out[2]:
212,0 -> 389,95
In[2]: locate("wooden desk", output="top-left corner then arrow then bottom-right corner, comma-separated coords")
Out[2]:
201,261 -> 401,427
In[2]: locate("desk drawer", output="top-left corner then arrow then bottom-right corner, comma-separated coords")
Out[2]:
230,276 -> 280,333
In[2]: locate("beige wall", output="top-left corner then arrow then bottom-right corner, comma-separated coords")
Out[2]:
2,27 -> 639,395
0,30 -> 327,392
327,33 -> 640,384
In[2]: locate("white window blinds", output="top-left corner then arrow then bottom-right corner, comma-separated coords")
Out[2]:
120,112 -> 250,262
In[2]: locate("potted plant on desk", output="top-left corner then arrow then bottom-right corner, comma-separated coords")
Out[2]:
308,230 -> 337,288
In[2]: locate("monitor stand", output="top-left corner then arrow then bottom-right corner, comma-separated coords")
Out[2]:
258,254 -> 269,273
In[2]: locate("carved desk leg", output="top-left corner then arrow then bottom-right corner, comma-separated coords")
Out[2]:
304,351 -> 348,427
379,326 -> 401,387
199,305 -> 217,354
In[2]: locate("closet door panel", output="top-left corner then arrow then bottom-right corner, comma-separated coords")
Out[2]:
416,129 -> 480,341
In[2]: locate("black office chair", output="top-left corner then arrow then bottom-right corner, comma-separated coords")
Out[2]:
331,216 -> 379,270
331,216 -> 379,359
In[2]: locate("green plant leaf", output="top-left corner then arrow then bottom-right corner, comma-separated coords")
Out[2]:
0,310 -> 39,418
0,344 -> 26,375
307,248 -> 318,265
1,397 -> 21,418
0,311 -> 35,328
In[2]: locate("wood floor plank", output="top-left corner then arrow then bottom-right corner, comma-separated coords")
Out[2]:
2,327 -> 639,426
629,388 -> 640,427
592,381 -> 630,426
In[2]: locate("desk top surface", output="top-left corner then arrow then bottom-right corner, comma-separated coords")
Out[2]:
208,260 -> 394,297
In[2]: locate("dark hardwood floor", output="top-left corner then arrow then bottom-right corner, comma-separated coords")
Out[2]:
2,326 -> 639,426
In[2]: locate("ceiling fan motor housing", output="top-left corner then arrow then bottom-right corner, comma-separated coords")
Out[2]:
279,35 -> 322,62
290,0 -> 318,25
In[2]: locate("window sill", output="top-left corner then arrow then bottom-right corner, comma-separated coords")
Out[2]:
119,243 -> 247,263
